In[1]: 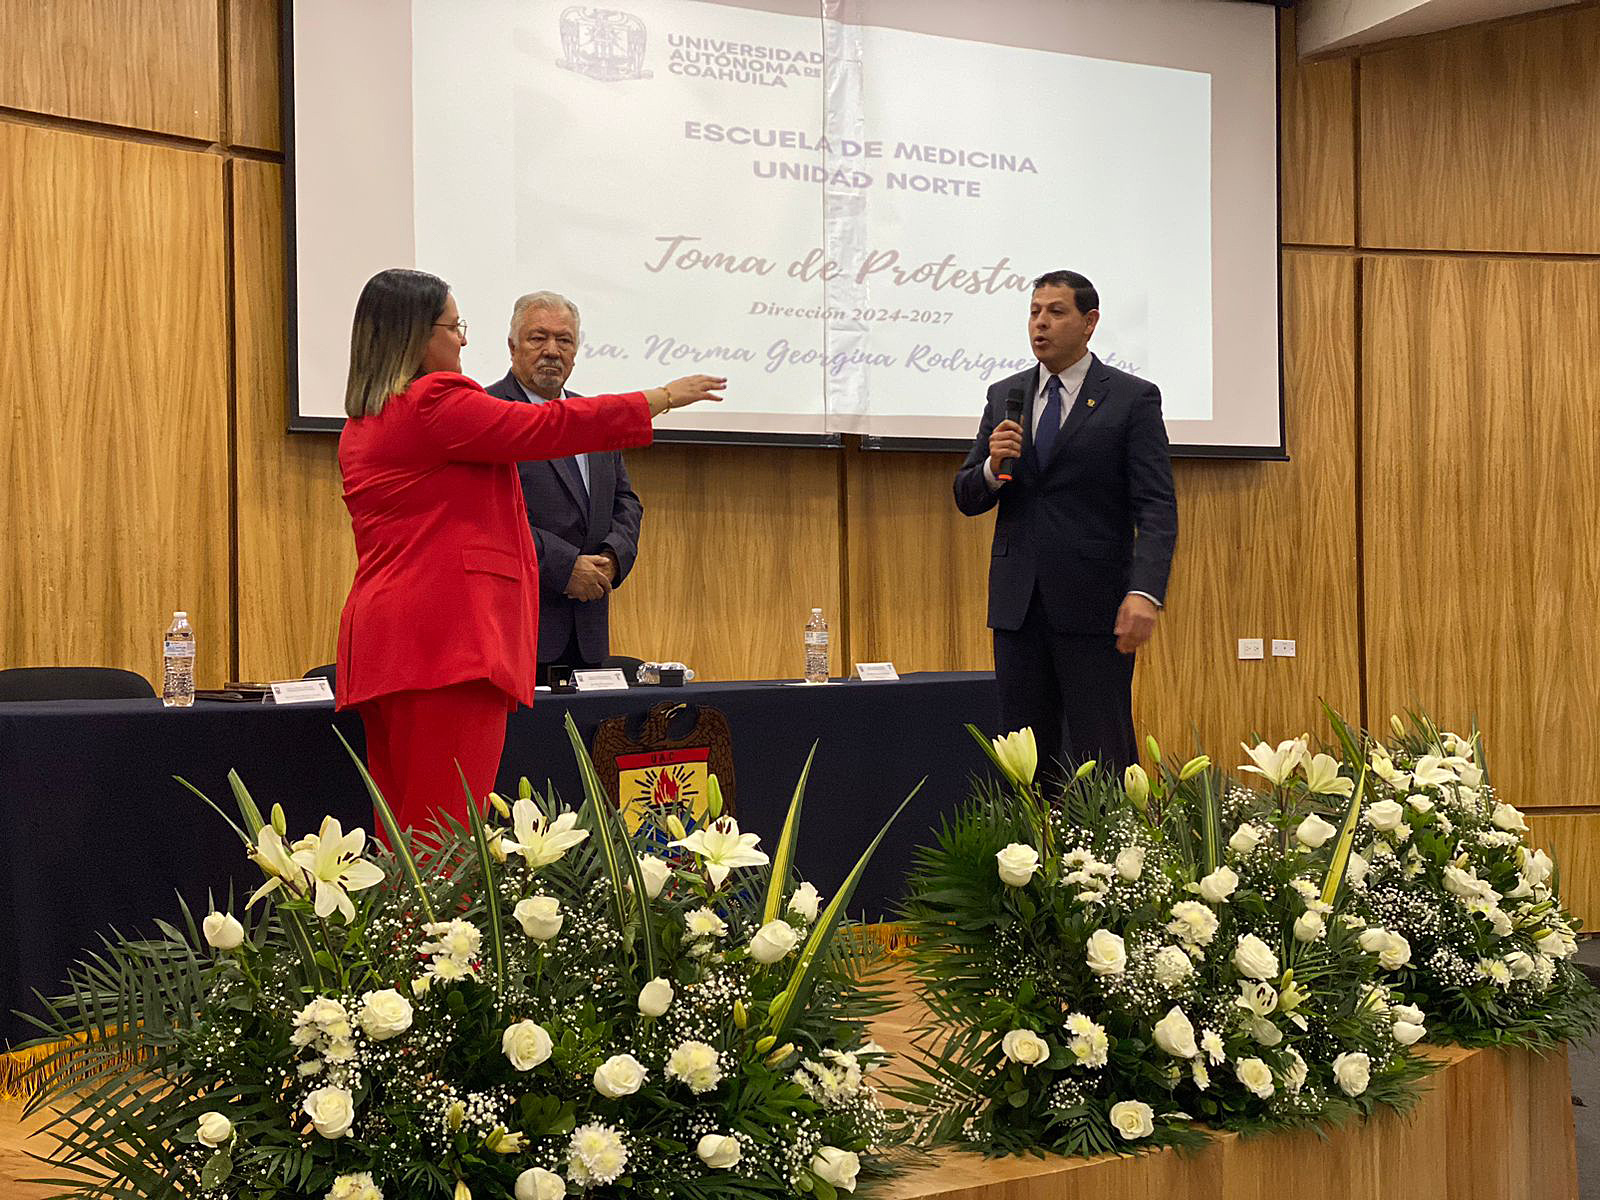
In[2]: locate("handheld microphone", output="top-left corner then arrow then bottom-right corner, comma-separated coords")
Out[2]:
995,388 -> 1024,482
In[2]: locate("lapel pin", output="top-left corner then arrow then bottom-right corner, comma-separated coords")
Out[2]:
1086,397 -> 1098,408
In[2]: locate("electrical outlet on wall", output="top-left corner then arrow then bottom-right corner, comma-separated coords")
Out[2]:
1237,638 -> 1264,660
1272,639 -> 1296,658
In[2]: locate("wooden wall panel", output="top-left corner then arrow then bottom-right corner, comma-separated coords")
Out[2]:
227,0 -> 282,152
1525,813 -> 1600,932
1281,16 -> 1356,247
233,159 -> 353,680
607,446 -> 843,682
1360,7 -> 1600,252
0,0 -> 220,140
844,450 -> 992,675
1363,256 -> 1600,809
1134,250 -> 1360,760
0,123 -> 231,687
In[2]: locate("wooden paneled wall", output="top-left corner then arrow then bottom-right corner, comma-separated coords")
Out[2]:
5,3 -> 1600,919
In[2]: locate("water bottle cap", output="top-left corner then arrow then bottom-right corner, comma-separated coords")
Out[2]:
811,608 -> 822,615
174,611 -> 188,618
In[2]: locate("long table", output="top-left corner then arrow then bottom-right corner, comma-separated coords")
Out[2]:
0,672 -> 997,1048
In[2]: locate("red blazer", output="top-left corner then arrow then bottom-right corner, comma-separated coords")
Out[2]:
335,371 -> 652,709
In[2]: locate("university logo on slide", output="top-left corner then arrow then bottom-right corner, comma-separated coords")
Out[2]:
556,6 -> 653,81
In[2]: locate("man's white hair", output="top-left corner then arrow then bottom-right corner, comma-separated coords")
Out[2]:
509,290 -> 581,339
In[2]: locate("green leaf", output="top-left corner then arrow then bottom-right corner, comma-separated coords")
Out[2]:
333,726 -> 436,924
762,743 -> 816,924
200,1150 -> 232,1190
1319,768 -> 1368,911
460,764 -> 507,1002
769,781 -> 921,1037
563,712 -> 657,980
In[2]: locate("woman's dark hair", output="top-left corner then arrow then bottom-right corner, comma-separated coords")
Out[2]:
343,268 -> 450,418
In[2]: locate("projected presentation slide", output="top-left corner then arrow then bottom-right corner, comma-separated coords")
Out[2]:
289,0 -> 1282,454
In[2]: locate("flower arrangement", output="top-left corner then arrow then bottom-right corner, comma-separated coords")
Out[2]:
895,710 -> 1597,1158
21,717 -> 914,1200
1327,712 -> 1599,1046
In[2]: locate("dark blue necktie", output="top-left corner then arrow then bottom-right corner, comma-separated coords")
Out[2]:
1034,374 -> 1063,466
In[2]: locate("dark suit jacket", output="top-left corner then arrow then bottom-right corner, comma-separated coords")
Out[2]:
953,355 -> 1178,635
484,373 -> 644,663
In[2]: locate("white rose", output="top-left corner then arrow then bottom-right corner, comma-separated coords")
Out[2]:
515,1167 -> 567,1200
1522,849 -> 1554,888
1228,824 -> 1263,855
1366,799 -> 1404,832
1152,945 -> 1194,987
812,1146 -> 861,1192
1492,804 -> 1528,833
1283,1049 -> 1309,1093
501,1020 -> 553,1071
513,895 -> 564,941
1108,1100 -> 1154,1140
1197,865 -> 1240,904
1295,814 -> 1337,849
1486,907 -> 1513,939
196,1110 -> 233,1148
1293,911 -> 1325,943
1358,928 -> 1412,971
748,919 -> 801,964
637,854 -> 672,899
666,1040 -> 724,1093
357,988 -> 414,1041
593,1053 -> 648,1098
1001,1028 -> 1050,1066
1391,1003 -> 1425,1025
1392,1019 -> 1427,1046
1346,851 -> 1370,887
1332,1051 -> 1371,1097
202,912 -> 244,951
1115,846 -> 1146,881
1085,929 -> 1127,976
1152,1007 -> 1199,1059
638,977 -> 674,1017
787,881 -> 822,921
1405,793 -> 1435,815
996,842 -> 1041,887
1232,934 -> 1279,980
302,1085 -> 355,1139
1235,1056 -> 1275,1099
1505,950 -> 1536,980
697,1133 -> 742,1169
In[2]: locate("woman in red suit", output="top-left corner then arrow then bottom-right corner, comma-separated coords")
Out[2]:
335,268 -> 723,832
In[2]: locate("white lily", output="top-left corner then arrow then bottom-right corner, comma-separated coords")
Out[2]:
248,825 -> 308,907
671,816 -> 770,888
1410,756 -> 1457,788
1301,753 -> 1355,797
502,802 -> 590,869
1239,738 -> 1308,787
991,728 -> 1038,788
290,817 -> 385,923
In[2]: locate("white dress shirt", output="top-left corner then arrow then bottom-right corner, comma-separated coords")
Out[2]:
982,353 -> 1161,610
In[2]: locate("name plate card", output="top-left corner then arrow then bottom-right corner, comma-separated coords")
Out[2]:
574,669 -> 631,692
852,662 -> 900,681
270,678 -> 334,705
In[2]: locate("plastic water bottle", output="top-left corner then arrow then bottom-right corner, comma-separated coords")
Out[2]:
804,608 -> 829,683
162,611 -> 195,707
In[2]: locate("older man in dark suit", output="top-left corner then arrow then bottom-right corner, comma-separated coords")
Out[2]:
485,291 -> 643,681
954,270 -> 1178,776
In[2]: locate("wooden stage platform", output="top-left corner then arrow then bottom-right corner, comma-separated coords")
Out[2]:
3,984 -> 1577,1200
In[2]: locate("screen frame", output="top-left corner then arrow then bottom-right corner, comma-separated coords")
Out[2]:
278,1 -> 1287,459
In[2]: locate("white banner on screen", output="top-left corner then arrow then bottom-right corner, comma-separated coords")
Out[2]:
293,0 -> 1279,450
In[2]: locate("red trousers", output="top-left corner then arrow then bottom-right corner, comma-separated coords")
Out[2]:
358,680 -> 513,835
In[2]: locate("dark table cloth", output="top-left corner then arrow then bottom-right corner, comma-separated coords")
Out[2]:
1,672 -> 998,1047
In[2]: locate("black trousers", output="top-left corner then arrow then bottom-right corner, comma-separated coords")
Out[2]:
992,587 -> 1138,780
537,628 -> 600,686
